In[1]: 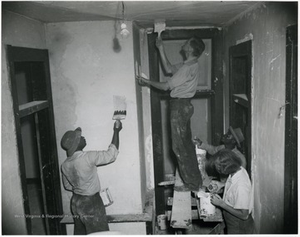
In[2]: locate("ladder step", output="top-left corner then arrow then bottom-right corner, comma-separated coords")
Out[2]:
167,197 -> 198,207
170,169 -> 192,229
167,210 -> 199,220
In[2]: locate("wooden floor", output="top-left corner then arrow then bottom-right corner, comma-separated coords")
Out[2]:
155,220 -> 222,235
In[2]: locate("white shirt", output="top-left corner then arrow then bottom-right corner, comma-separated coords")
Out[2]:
61,144 -> 118,196
223,167 -> 252,212
167,58 -> 200,98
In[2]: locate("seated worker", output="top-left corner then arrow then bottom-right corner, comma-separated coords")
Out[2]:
193,126 -> 247,169
210,149 -> 254,234
61,120 -> 122,235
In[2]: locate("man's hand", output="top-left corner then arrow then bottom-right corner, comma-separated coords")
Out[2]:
155,36 -> 163,49
192,136 -> 202,146
114,120 -> 122,132
210,194 -> 224,207
136,75 -> 149,87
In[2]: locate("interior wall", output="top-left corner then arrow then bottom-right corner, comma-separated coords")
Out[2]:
45,21 -> 145,234
2,10 -> 46,234
223,2 -> 297,233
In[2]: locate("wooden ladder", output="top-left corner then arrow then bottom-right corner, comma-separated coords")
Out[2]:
164,169 -> 224,234
170,169 -> 192,229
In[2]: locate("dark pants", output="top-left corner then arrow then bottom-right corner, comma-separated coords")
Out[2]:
71,192 -> 109,235
170,98 -> 202,191
223,211 -> 255,234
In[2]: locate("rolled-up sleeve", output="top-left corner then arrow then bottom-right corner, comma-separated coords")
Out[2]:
88,144 -> 119,166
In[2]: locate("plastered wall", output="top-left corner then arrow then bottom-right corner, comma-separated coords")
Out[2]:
45,21 -> 146,234
2,10 -> 46,234
223,2 -> 297,233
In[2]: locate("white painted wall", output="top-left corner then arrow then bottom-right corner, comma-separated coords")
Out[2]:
223,2 -> 297,233
2,10 -> 47,234
45,21 -> 145,234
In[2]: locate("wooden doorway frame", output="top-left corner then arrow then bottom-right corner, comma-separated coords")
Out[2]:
229,40 -> 252,175
147,28 -> 223,215
7,46 -> 65,235
284,24 -> 297,234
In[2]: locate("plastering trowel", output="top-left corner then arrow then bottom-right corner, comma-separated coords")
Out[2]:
154,20 -> 166,38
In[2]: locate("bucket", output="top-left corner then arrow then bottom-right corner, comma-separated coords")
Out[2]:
100,188 -> 113,207
199,193 -> 216,217
157,214 -> 167,230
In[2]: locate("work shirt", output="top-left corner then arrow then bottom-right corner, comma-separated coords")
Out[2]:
199,143 -> 247,169
61,144 -> 119,196
167,58 -> 200,98
223,167 -> 252,212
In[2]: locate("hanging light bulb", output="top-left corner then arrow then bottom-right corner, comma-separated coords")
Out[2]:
120,22 -> 130,39
120,1 -> 130,39
113,12 -> 121,53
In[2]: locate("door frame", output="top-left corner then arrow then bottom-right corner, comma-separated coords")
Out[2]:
229,40 -> 252,175
7,45 -> 65,234
148,28 -> 224,215
284,24 -> 297,234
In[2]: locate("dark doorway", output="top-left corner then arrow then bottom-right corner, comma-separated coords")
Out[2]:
6,46 -> 65,235
284,24 -> 297,234
148,29 -> 224,215
229,40 -> 252,175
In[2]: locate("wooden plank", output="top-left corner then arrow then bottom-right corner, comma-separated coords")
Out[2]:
19,100 -> 48,117
170,170 -> 192,229
167,196 -> 198,207
167,210 -> 199,221
61,213 -> 152,224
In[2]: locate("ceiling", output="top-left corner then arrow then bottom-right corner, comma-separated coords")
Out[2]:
2,1 -> 262,27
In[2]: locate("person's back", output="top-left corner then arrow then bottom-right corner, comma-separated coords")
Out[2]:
62,147 -> 119,195
62,152 -> 99,196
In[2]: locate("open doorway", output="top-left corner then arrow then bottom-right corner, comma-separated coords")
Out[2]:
20,114 -> 47,234
7,46 -> 64,234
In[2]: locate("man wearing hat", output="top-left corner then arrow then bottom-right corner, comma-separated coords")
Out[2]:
193,126 -> 246,169
60,120 -> 122,235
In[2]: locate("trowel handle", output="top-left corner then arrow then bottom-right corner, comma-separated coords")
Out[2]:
115,120 -> 121,129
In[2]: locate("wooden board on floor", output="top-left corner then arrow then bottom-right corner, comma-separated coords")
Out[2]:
170,169 -> 192,229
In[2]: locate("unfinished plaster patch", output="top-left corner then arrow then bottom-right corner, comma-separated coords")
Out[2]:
76,43 -> 101,67
146,134 -> 154,188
